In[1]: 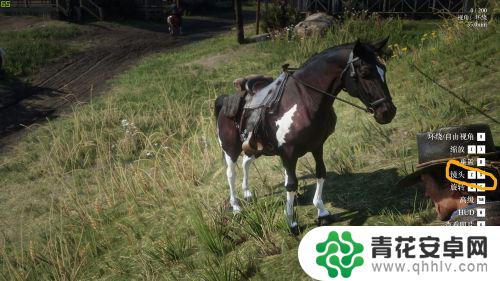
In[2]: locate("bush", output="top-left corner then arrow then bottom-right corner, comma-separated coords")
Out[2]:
262,0 -> 303,32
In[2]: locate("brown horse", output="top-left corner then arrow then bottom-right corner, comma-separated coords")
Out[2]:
214,38 -> 396,230
167,14 -> 182,35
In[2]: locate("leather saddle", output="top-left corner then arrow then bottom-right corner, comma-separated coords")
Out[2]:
231,73 -> 288,155
233,75 -> 274,95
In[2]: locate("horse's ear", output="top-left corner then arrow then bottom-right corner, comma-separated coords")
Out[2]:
353,39 -> 363,56
372,36 -> 389,52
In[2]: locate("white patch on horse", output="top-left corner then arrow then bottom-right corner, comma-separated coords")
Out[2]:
313,178 -> 330,218
376,65 -> 385,82
216,128 -> 223,147
275,104 -> 297,146
242,155 -> 254,200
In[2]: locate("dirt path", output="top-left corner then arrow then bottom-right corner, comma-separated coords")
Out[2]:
0,16 -> 234,151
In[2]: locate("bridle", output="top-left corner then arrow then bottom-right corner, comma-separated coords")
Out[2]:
341,51 -> 390,110
283,50 -> 390,114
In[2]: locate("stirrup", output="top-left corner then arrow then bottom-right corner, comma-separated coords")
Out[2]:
242,132 -> 263,155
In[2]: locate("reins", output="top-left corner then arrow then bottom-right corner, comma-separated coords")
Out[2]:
281,51 -> 384,114
283,64 -> 374,113
410,63 -> 499,124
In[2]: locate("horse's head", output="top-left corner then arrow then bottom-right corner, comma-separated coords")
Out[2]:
342,37 -> 396,124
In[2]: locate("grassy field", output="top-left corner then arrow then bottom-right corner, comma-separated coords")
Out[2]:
0,20 -> 83,81
0,16 -> 498,280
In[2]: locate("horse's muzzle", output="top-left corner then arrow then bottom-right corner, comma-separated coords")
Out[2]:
374,101 -> 397,124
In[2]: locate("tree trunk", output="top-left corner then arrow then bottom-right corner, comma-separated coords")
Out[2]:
256,0 -> 261,34
234,0 -> 245,44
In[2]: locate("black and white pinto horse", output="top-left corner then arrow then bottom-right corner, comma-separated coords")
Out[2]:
214,38 -> 396,229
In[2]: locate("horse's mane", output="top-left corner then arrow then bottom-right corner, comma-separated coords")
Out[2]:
299,41 -> 377,69
299,43 -> 354,68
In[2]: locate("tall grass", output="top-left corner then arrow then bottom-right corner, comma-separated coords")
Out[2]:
1,16 -> 498,279
233,197 -> 289,256
191,205 -> 235,257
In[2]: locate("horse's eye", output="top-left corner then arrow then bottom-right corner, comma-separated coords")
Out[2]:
359,66 -> 371,78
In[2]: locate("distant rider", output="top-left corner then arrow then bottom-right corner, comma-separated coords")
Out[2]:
168,3 -> 183,35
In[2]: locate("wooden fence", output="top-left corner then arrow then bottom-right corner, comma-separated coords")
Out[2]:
2,0 -> 102,19
2,0 -> 56,17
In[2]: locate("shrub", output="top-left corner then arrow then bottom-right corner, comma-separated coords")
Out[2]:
262,0 -> 303,32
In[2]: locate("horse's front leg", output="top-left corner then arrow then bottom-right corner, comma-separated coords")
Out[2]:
241,155 -> 255,201
281,155 -> 298,229
312,147 -> 331,223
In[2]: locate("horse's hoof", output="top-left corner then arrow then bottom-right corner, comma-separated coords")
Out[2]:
243,190 -> 253,202
232,205 -> 242,214
290,225 -> 300,236
244,195 -> 254,203
316,215 -> 335,226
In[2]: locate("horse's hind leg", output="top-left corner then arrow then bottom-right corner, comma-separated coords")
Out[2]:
241,155 -> 255,201
217,111 -> 243,214
312,147 -> 331,221
224,152 -> 242,213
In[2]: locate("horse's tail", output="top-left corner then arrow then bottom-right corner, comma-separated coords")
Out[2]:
214,95 -> 227,166
214,94 -> 227,122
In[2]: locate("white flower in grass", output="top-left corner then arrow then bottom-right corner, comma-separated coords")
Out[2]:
121,119 -> 129,128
